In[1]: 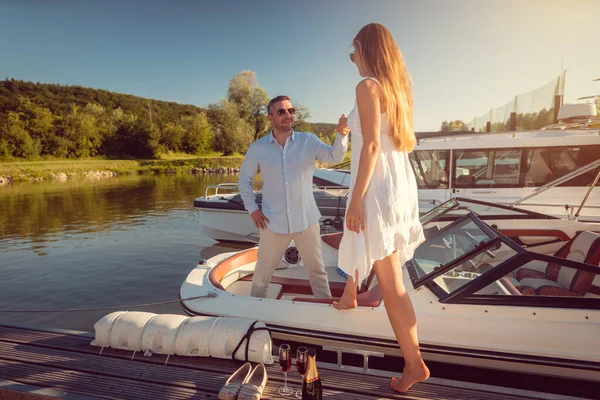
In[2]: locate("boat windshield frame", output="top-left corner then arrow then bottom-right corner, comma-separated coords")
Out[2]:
407,213 -> 600,310
419,197 -> 558,226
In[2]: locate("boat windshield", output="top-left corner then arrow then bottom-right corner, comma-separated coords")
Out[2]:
411,214 -> 501,282
419,197 -> 556,226
408,213 -> 600,309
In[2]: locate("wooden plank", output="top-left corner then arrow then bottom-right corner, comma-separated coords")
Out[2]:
0,360 -> 208,400
0,379 -> 103,400
0,357 -> 388,400
0,340 -> 230,393
0,325 -> 557,400
0,341 -> 392,400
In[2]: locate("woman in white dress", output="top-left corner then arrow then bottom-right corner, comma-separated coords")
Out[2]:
332,23 -> 429,392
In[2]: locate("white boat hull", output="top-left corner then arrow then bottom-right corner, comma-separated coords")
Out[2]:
197,208 -> 260,244
180,240 -> 600,382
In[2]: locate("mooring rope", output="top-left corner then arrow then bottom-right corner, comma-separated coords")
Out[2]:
0,292 -> 217,313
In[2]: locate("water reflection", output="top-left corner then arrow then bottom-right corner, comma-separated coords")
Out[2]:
0,174 -> 243,331
0,174 -> 238,253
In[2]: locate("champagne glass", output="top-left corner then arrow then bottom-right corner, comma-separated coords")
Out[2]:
295,346 -> 308,399
278,344 -> 294,396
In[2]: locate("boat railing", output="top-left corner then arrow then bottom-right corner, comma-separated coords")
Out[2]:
575,167 -> 600,220
314,185 -> 349,193
540,116 -> 600,131
204,183 -> 240,198
511,158 -> 600,211
204,182 -> 348,198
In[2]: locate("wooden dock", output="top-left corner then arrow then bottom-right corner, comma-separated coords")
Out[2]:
0,324 -> 588,400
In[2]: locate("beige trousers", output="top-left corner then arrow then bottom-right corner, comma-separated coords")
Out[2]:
251,222 -> 332,299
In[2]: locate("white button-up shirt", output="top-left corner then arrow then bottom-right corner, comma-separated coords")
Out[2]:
238,130 -> 348,234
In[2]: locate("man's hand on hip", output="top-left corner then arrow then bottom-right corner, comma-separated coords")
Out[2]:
250,210 -> 270,230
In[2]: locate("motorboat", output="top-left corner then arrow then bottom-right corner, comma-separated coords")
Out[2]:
194,168 -> 349,244
410,103 -> 600,221
181,198 -> 600,383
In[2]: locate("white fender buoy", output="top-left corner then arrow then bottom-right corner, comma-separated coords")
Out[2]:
141,314 -> 188,355
91,312 -> 273,364
174,315 -> 219,357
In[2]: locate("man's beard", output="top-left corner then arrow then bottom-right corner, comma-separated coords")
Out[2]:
275,120 -> 293,132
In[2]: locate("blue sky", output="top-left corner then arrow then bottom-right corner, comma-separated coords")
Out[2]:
1,0 -> 598,131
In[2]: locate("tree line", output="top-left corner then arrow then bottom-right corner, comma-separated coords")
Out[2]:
0,72 -> 336,160
439,103 -> 600,132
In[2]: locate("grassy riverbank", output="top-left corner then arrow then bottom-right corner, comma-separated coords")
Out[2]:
0,156 -> 245,183
0,153 -> 350,184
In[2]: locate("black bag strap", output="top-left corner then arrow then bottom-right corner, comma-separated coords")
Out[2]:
232,321 -> 272,362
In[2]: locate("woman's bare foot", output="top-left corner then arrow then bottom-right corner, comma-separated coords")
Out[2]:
333,269 -> 359,310
332,293 -> 358,310
390,360 -> 430,392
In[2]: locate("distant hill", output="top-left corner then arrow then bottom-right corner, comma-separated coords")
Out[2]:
0,79 -> 205,127
0,79 -> 337,159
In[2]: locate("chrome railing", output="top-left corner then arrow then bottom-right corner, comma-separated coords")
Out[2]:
203,183 -> 239,198
511,158 -> 600,207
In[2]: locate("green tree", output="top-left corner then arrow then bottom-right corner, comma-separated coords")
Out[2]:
207,100 -> 253,155
440,120 -> 466,132
4,111 -> 42,158
293,102 -> 312,132
311,122 -> 337,144
57,105 -> 102,158
161,121 -> 185,152
102,114 -> 157,158
16,96 -> 55,152
180,113 -> 212,154
227,71 -> 269,141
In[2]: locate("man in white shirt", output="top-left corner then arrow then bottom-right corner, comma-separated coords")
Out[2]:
238,95 -> 349,298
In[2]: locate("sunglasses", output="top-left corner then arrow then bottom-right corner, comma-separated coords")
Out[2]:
276,108 -> 296,116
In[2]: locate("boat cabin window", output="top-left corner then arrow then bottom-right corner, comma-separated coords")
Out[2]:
450,145 -> 600,189
409,150 -> 449,189
523,146 -> 600,187
453,149 -> 521,188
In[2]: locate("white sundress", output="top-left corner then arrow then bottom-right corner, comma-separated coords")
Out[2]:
338,77 -> 425,285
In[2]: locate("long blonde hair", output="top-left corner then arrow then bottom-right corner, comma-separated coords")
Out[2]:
354,23 -> 416,152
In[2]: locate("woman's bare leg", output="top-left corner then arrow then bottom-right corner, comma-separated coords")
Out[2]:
332,269 -> 358,310
373,251 -> 429,392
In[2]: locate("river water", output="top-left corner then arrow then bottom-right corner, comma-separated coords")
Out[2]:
0,174 -> 246,331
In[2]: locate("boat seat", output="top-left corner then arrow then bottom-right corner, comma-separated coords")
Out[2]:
455,174 -> 476,187
239,274 -> 347,297
291,263 -> 383,307
208,248 -> 259,291
225,281 -> 283,299
321,232 -> 343,249
208,247 -> 348,296
291,285 -> 382,307
512,231 -> 600,297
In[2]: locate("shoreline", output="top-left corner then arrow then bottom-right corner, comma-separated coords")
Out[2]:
0,156 -> 343,185
0,157 -> 245,185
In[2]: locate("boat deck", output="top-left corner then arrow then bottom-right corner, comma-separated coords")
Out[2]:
0,324 -> 586,400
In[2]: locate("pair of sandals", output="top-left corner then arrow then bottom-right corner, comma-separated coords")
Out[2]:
218,362 -> 268,400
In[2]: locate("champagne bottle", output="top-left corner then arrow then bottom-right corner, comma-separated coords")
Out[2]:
301,348 -> 322,400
